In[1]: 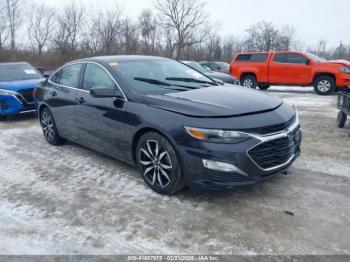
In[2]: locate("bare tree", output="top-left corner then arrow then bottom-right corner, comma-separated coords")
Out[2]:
138,9 -> 158,55
222,36 -> 245,62
155,0 -> 207,59
54,0 -> 84,56
92,7 -> 124,54
276,25 -> 296,51
246,21 -> 279,52
0,0 -> 9,60
5,0 -> 21,50
27,3 -> 55,55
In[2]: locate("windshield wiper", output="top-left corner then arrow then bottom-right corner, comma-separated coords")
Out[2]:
165,77 -> 218,86
134,77 -> 199,91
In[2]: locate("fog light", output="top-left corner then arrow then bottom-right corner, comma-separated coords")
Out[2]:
202,159 -> 248,176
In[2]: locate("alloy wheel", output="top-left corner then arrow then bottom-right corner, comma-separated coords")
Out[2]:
317,80 -> 331,92
41,111 -> 55,142
139,140 -> 173,188
243,79 -> 253,88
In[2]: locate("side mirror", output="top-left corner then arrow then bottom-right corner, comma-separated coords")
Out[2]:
90,87 -> 123,98
306,60 -> 311,65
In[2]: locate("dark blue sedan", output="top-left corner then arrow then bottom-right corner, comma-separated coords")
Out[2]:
34,56 -> 301,195
0,62 -> 45,120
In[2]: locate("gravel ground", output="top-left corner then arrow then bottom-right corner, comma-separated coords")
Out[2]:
0,87 -> 350,255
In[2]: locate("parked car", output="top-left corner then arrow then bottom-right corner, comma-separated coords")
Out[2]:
36,67 -> 54,78
200,61 -> 231,74
0,62 -> 45,120
182,61 -> 240,85
35,56 -> 302,195
230,51 -> 350,95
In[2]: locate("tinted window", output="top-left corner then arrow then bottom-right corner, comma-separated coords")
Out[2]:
83,64 -> 116,91
0,63 -> 42,82
273,54 -> 287,63
236,54 -> 267,62
52,64 -> 82,87
286,54 -> 308,64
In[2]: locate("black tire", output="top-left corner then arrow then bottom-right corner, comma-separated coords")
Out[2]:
314,76 -> 336,95
0,115 -> 7,121
136,132 -> 186,195
241,75 -> 258,89
337,111 -> 347,128
258,84 -> 271,90
40,108 -> 66,145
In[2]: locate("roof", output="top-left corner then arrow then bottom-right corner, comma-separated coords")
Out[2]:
75,55 -> 171,64
0,62 -> 29,66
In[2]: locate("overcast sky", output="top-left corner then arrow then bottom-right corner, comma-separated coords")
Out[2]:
33,0 -> 349,48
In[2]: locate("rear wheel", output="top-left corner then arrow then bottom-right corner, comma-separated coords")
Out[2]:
337,111 -> 347,128
258,84 -> 271,90
241,75 -> 257,89
136,132 -> 186,195
40,108 -> 66,145
314,76 -> 336,95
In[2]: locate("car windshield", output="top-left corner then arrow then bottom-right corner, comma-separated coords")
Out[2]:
305,52 -> 326,62
113,59 -> 216,94
216,62 -> 230,71
0,63 -> 43,82
184,62 -> 212,74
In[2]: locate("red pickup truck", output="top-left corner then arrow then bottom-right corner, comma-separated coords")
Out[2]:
230,51 -> 350,95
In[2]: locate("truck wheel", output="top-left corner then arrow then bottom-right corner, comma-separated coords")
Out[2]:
314,76 -> 336,95
258,84 -> 270,90
241,75 -> 257,89
337,111 -> 347,128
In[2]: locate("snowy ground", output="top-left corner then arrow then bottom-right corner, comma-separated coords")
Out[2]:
0,86 -> 350,255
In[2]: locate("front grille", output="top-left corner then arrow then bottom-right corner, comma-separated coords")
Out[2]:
240,115 -> 296,135
18,89 -> 34,104
248,128 -> 301,170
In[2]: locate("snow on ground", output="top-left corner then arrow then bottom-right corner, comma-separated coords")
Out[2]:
0,87 -> 350,255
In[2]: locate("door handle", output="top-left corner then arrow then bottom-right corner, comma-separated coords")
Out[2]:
50,91 -> 57,97
78,97 -> 86,104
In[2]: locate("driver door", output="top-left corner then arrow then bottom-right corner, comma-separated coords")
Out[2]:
75,63 -> 128,159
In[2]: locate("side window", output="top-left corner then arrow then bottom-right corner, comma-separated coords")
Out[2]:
236,54 -> 251,62
251,54 -> 268,62
286,54 -> 308,64
82,64 -> 116,91
50,71 -> 61,84
56,64 -> 82,87
209,63 -> 219,70
273,53 -> 287,63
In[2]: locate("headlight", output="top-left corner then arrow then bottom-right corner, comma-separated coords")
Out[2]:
341,67 -> 350,74
0,89 -> 18,95
185,127 -> 251,144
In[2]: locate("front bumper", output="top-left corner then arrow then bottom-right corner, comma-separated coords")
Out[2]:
176,119 -> 302,190
0,94 -> 35,116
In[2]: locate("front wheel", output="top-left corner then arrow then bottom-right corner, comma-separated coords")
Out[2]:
136,132 -> 186,195
40,108 -> 66,145
314,76 -> 336,95
337,111 -> 347,128
241,75 -> 258,89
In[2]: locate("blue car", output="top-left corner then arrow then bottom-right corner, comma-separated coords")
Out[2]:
0,62 -> 45,120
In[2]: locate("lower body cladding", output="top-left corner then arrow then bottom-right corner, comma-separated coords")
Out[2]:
0,92 -> 36,116
177,126 -> 302,191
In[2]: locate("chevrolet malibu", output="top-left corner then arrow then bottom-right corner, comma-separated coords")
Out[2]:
34,56 -> 302,195
0,62 -> 45,120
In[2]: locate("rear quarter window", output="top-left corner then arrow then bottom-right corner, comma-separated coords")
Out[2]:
235,54 -> 268,62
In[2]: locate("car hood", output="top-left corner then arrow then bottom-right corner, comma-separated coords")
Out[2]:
144,85 -> 282,117
319,60 -> 350,67
0,78 -> 45,92
206,72 -> 237,81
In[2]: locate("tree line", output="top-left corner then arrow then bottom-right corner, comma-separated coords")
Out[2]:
0,0 -> 349,69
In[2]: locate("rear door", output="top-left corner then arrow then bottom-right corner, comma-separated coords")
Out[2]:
46,63 -> 83,141
75,63 -> 129,159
